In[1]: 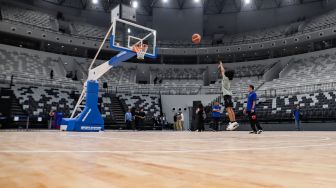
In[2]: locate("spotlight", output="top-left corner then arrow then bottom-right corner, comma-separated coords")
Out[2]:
132,1 -> 138,8
127,28 -> 131,33
244,0 -> 251,5
194,0 -> 200,3
162,0 -> 168,3
92,0 -> 98,4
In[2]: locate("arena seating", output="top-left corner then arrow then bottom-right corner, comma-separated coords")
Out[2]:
10,84 -> 120,121
151,67 -> 205,80
71,22 -> 106,39
205,62 -> 275,96
205,76 -> 264,97
231,91 -> 336,122
227,62 -> 276,78
259,53 -> 336,94
118,93 -> 161,118
0,47 -> 78,89
157,39 -> 213,47
1,4 -> 335,47
304,9 -> 336,32
222,22 -> 303,45
12,84 -> 78,117
0,4 -> 56,30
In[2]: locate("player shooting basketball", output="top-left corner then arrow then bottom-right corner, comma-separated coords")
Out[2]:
218,61 -> 239,131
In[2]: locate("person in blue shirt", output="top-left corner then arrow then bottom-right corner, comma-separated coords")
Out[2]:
125,108 -> 133,130
212,101 -> 222,131
244,85 -> 263,134
293,105 -> 302,131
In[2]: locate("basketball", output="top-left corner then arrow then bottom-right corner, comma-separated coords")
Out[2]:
192,33 -> 201,44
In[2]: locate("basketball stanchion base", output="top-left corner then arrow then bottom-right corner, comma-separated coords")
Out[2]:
61,80 -> 104,132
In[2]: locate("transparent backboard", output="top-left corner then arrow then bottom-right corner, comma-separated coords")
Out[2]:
110,18 -> 157,58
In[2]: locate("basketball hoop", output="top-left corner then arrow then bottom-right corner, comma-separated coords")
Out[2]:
132,43 -> 148,60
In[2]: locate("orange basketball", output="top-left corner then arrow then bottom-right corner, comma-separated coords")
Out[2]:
192,33 -> 201,44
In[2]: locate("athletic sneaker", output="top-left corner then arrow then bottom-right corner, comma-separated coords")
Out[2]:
249,131 -> 257,134
226,122 -> 232,131
257,130 -> 263,134
230,122 -> 239,131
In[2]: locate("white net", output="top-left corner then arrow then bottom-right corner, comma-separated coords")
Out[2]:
133,44 -> 148,60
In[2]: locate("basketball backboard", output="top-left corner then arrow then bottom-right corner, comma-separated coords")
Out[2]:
110,18 -> 157,59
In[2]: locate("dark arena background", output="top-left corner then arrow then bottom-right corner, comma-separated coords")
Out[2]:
0,0 -> 336,187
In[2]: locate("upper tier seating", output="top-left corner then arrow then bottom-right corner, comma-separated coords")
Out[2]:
1,5 -> 335,46
304,9 -> 336,32
0,5 -> 55,30
0,48 -> 78,89
151,67 -> 206,80
228,62 -> 276,77
222,22 -> 303,45
259,53 -> 336,94
71,22 -> 106,38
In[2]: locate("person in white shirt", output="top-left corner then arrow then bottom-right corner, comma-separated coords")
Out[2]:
180,112 -> 184,130
218,61 -> 239,131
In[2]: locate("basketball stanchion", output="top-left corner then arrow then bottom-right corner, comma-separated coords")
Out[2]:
61,17 -> 157,132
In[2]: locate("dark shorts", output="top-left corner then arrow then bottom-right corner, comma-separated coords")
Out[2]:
223,95 -> 234,108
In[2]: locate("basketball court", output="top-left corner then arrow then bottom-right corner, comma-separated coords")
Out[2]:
0,131 -> 335,188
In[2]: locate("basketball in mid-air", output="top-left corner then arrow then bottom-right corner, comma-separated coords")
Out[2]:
192,33 -> 201,44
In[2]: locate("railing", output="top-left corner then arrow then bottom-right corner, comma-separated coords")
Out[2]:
105,84 -> 203,95
257,81 -> 336,98
10,74 -> 81,90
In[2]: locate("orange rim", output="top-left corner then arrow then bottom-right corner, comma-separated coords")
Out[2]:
132,43 -> 148,53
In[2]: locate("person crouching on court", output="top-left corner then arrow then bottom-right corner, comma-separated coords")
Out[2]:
244,85 -> 263,134
218,61 -> 239,130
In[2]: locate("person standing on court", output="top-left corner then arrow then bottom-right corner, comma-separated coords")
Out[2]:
180,111 -> 184,130
138,108 -> 146,130
134,108 -> 140,130
196,103 -> 205,132
212,101 -> 221,131
176,112 -> 183,131
244,85 -> 263,134
125,108 -> 133,130
293,105 -> 302,131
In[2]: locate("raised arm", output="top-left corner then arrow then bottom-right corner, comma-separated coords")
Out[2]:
218,61 -> 225,78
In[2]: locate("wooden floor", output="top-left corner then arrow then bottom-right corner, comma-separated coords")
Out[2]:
0,131 -> 336,188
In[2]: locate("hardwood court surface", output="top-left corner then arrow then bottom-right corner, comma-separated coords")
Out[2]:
0,131 -> 336,188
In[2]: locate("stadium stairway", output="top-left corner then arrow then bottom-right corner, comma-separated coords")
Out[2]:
10,92 -> 27,117
107,94 -> 126,129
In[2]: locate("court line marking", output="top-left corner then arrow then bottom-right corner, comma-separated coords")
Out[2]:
0,141 -> 334,154
0,133 -> 331,145
61,135 -> 332,144
61,133 -> 331,143
28,132 -> 297,143
0,133 -> 333,153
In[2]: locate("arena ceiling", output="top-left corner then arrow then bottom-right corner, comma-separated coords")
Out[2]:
42,0 -> 327,15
